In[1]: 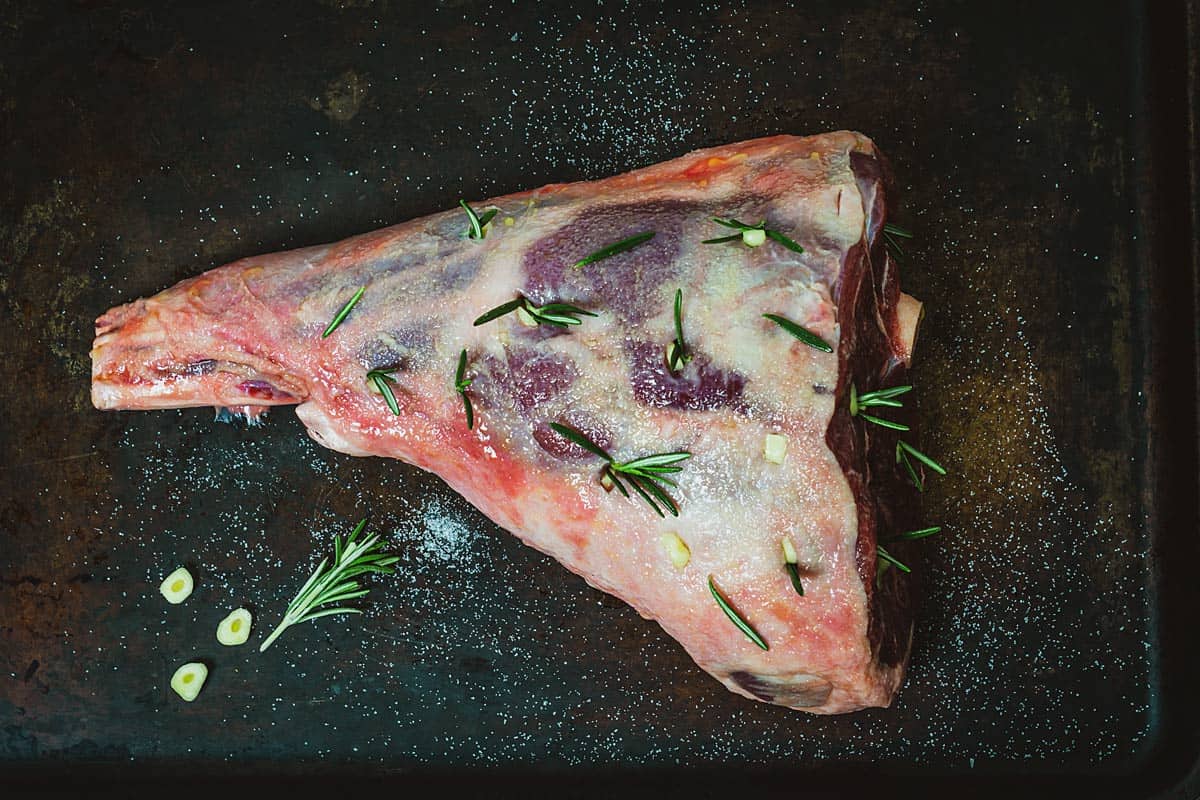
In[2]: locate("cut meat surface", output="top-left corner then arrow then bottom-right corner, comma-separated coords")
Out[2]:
92,132 -> 924,714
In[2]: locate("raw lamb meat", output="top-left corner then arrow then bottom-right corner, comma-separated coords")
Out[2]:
92,132 -> 925,713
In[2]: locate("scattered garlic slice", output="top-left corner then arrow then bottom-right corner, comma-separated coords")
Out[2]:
660,532 -> 691,569
170,662 -> 208,702
216,608 -> 253,646
763,433 -> 788,464
159,567 -> 194,604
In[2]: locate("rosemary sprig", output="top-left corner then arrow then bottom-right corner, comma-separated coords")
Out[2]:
473,295 -> 597,328
459,199 -> 498,240
762,313 -> 833,353
849,383 -> 913,430
666,288 -> 693,372
882,222 -> 911,261
877,526 -> 942,577
366,367 -> 401,415
702,217 -> 804,254
876,545 -> 911,574
547,422 -> 690,517
454,349 -> 474,429
574,231 -> 656,269
259,518 -> 399,652
322,286 -> 365,338
850,384 -> 913,416
708,575 -> 768,650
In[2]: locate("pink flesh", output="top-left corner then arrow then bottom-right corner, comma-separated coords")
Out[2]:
92,132 -> 921,713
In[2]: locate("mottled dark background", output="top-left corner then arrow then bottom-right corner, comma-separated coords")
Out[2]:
1,1 -> 1196,796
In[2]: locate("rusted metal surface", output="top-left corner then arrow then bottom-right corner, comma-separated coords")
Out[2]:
1,0 -> 1196,795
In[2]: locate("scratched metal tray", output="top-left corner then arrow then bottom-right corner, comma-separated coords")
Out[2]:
1,0 -> 1197,796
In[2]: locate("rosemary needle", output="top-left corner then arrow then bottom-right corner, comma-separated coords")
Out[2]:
785,563 -> 805,597
708,576 -> 768,650
701,233 -> 742,244
885,526 -> 942,543
574,231 -> 656,268
897,440 -> 947,476
898,446 -> 925,492
781,538 -> 803,597
259,519 -> 398,652
322,286 -> 365,338
762,313 -> 833,353
472,297 -> 523,326
858,413 -> 910,432
366,368 -> 401,415
876,545 -> 911,574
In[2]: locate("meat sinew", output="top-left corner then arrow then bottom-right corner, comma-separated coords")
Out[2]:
92,132 -> 925,714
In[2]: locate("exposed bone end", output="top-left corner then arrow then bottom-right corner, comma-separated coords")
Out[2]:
296,402 -> 376,457
895,292 -> 924,365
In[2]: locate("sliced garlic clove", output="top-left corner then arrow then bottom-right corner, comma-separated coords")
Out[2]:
763,433 -> 788,464
660,532 -> 691,570
741,228 -> 767,247
216,608 -> 253,646
159,567 -> 194,604
515,306 -> 538,327
170,662 -> 208,702
781,537 -> 798,565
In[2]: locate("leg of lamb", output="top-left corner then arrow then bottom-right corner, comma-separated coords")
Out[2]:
91,131 -> 924,714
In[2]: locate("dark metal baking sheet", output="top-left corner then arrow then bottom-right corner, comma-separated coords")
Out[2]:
1,0 -> 1197,796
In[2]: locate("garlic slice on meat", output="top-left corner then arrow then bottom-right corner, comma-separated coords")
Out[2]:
660,533 -> 691,570
763,433 -> 788,464
741,228 -> 767,247
781,537 -> 799,565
